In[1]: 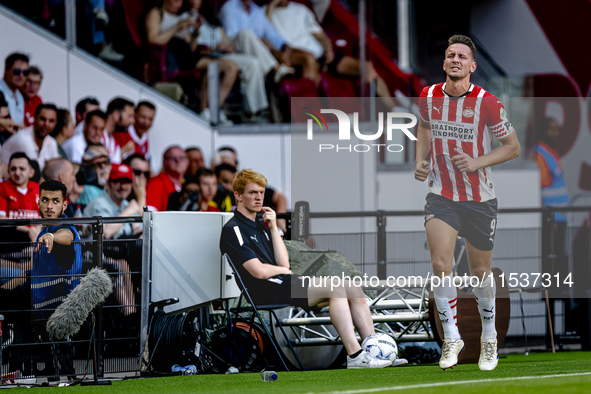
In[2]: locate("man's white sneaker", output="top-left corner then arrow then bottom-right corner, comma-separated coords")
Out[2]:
391,358 -> 409,367
347,350 -> 392,369
439,338 -> 464,370
478,337 -> 498,371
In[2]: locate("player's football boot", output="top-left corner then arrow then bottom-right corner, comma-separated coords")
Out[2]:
347,350 -> 392,369
478,337 -> 498,371
439,338 -> 464,370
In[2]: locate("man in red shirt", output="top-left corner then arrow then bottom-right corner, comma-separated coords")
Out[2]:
22,66 -> 43,126
0,152 -> 41,242
115,101 -> 156,162
146,146 -> 188,211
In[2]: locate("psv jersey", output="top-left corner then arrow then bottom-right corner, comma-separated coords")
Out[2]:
0,180 -> 41,219
419,83 -> 514,202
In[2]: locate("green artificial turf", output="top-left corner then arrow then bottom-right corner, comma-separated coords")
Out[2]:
6,352 -> 591,393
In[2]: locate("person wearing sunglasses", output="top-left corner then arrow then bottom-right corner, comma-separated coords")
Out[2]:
0,53 -> 29,125
122,153 -> 151,202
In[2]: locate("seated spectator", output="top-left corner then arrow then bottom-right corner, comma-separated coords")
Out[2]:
115,101 -> 156,161
213,163 -> 237,212
167,168 -> 220,212
212,145 -> 287,228
123,153 -> 151,201
0,53 -> 28,125
1,103 -> 59,171
104,97 -> 135,164
0,152 -> 41,243
83,163 -> 145,239
43,157 -> 83,217
220,0 -> 300,84
185,146 -> 205,178
166,175 -> 199,211
51,109 -> 76,160
220,169 -> 391,369
266,0 -> 395,110
73,96 -> 100,136
211,145 -> 239,168
145,0 -> 238,124
76,144 -> 111,207
22,66 -> 43,126
62,109 -> 107,163
0,93 -> 25,145
146,146 -> 188,211
189,0 -> 268,117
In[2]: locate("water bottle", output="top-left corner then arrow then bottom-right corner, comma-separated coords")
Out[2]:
261,370 -> 277,382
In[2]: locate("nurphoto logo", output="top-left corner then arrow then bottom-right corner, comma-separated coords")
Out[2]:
304,108 -> 418,153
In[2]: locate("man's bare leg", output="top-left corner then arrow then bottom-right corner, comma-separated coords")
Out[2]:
348,287 -> 375,340
308,285 -> 360,353
286,49 -> 320,82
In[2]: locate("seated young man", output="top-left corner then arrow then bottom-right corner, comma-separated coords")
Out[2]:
220,169 -> 391,369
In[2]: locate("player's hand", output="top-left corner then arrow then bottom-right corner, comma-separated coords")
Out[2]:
261,207 -> 278,230
35,233 -> 54,253
414,160 -> 430,182
452,148 -> 480,172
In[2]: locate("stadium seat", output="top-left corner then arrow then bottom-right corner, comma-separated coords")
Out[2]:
224,254 -> 305,371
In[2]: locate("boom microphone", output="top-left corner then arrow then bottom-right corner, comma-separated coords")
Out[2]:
46,267 -> 113,339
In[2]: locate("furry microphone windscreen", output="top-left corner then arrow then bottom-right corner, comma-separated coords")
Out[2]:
46,267 -> 114,339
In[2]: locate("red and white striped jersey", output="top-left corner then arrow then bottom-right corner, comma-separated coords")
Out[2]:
419,83 -> 514,202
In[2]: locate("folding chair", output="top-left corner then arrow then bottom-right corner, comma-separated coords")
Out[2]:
224,254 -> 305,371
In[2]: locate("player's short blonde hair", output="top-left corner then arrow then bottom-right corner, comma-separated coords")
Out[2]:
233,169 -> 267,194
447,35 -> 477,61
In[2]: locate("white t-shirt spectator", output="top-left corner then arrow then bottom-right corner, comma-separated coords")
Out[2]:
102,131 -> 121,164
0,127 -> 59,170
61,132 -> 86,164
266,2 -> 324,59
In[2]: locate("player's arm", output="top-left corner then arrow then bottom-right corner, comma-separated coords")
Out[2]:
415,118 -> 432,181
35,228 -> 74,253
243,257 -> 292,280
262,207 -> 290,269
452,131 -> 521,173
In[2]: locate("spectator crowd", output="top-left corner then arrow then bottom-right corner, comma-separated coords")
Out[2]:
0,50 -> 287,243
0,0 -> 394,124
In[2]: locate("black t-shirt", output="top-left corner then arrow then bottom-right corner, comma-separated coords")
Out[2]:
220,210 -> 278,294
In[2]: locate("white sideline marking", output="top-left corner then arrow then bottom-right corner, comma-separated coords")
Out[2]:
320,372 -> 591,394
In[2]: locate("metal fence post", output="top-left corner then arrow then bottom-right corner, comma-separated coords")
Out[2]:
65,0 -> 76,48
139,209 -> 152,372
377,211 -> 387,279
92,217 -> 104,378
541,208 -> 555,351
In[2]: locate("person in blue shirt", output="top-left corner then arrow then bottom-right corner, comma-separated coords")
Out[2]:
32,179 -> 83,313
220,0 -> 299,83
1,179 -> 81,379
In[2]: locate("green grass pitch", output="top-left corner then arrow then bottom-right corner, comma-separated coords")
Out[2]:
7,352 -> 591,393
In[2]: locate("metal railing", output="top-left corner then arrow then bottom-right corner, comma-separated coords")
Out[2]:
0,215 -> 142,381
